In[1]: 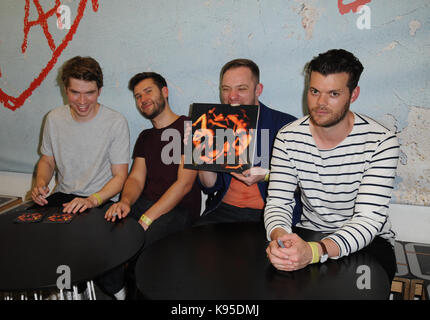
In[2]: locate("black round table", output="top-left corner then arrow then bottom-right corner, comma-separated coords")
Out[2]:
135,222 -> 390,299
0,204 -> 145,292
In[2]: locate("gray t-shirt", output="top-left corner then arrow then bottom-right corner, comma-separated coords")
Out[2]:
41,104 -> 130,201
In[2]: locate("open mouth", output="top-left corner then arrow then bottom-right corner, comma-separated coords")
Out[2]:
77,106 -> 89,111
75,105 -> 90,114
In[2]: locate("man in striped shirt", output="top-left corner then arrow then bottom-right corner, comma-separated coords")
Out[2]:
264,49 -> 399,282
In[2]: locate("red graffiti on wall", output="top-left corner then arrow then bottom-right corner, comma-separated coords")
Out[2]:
338,0 -> 371,15
0,0 -> 99,111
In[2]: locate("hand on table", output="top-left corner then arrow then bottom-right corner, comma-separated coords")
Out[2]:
266,232 -> 313,272
62,196 -> 98,214
104,201 -> 131,222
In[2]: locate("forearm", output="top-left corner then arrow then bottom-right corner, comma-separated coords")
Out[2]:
32,156 -> 55,205
119,176 -> 144,207
264,135 -> 297,240
91,172 -> 128,205
269,227 -> 289,240
35,156 -> 55,187
141,180 -> 193,222
318,238 -> 340,259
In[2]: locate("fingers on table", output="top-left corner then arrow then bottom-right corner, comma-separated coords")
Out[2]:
105,204 -> 129,222
63,198 -> 91,214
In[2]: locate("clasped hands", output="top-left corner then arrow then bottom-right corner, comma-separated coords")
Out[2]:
266,229 -> 314,272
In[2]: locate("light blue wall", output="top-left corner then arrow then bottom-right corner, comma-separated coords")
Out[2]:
0,0 -> 429,205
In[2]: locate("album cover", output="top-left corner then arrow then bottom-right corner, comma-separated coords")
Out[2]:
13,211 -> 44,224
184,103 -> 259,173
13,206 -> 76,224
43,211 -> 76,224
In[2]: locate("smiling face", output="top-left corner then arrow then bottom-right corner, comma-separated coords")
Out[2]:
220,66 -> 263,106
133,78 -> 167,120
66,78 -> 101,122
307,71 -> 359,128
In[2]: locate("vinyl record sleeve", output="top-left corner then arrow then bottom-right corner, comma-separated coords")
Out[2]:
184,103 -> 259,173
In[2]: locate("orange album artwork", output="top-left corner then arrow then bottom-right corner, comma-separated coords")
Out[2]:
185,103 -> 259,173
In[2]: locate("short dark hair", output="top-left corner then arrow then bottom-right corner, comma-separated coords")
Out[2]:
220,58 -> 260,83
128,72 -> 168,92
307,49 -> 364,92
61,56 -> 103,89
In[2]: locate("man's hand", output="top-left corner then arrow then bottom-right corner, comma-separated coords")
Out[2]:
32,155 -> 55,206
104,201 -> 131,222
138,218 -> 150,231
31,185 -> 50,206
231,167 -> 268,186
62,196 -> 98,214
266,232 -> 313,272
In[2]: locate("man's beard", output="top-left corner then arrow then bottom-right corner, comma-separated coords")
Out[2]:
142,95 -> 166,120
310,100 -> 350,128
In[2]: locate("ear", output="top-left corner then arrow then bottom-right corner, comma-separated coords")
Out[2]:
350,86 -> 360,103
161,86 -> 169,99
255,83 -> 263,98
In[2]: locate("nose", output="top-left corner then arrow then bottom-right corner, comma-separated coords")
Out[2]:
228,89 -> 240,103
138,96 -> 149,107
317,93 -> 328,106
78,94 -> 86,105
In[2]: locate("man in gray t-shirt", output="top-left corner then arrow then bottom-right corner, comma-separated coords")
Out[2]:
31,56 -> 129,214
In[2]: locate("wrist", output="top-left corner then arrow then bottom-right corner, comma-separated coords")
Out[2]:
317,240 -> 329,263
316,242 -> 323,256
307,242 -> 320,264
90,193 -> 102,206
139,214 -> 153,227
307,241 -> 329,264
120,197 -> 132,207
36,180 -> 48,189
270,227 -> 288,241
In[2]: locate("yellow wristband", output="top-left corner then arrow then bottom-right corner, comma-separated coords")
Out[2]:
264,171 -> 270,182
308,242 -> 320,264
92,193 -> 102,206
139,214 -> 153,226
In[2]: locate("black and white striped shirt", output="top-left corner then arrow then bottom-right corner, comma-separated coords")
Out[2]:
264,113 -> 400,258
